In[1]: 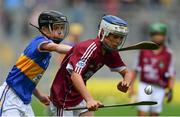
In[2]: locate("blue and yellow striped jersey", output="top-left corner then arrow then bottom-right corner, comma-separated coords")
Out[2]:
6,35 -> 52,104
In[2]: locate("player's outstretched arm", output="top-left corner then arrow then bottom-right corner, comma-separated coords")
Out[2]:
39,42 -> 72,54
71,71 -> 103,111
33,88 -> 50,106
117,69 -> 134,93
128,70 -> 137,96
168,76 -> 174,90
166,76 -> 174,103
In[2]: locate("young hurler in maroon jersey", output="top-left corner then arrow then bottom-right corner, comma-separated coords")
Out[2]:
50,15 -> 133,116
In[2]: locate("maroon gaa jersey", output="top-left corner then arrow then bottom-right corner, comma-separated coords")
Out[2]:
134,46 -> 175,88
50,37 -> 126,108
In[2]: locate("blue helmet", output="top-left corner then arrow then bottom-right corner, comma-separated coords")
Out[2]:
98,15 -> 129,51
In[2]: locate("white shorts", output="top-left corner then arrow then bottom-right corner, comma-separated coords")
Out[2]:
137,82 -> 165,113
49,100 -> 88,116
0,82 -> 34,117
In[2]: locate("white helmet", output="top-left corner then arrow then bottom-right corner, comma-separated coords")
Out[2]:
98,15 -> 129,51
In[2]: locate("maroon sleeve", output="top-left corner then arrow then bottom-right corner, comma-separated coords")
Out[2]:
66,42 -> 97,75
105,52 -> 126,72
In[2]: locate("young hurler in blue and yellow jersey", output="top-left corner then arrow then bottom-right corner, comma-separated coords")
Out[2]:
0,10 -> 71,116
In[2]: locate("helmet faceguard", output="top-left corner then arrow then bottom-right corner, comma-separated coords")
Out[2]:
32,10 -> 69,44
98,15 -> 129,51
48,22 -> 69,43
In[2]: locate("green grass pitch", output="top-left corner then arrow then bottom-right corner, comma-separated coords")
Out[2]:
32,79 -> 180,116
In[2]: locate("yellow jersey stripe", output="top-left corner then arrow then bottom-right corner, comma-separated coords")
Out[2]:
16,55 -> 44,81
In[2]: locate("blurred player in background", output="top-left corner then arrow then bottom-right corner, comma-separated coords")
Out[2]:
50,15 -> 133,116
0,10 -> 71,116
129,22 -> 175,116
59,23 -> 83,64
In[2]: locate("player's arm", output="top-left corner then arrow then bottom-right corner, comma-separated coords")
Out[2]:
39,42 -> 72,54
128,52 -> 141,96
166,54 -> 175,103
128,70 -> 138,96
71,71 -> 103,111
168,76 -> 174,90
105,52 -> 134,93
33,88 -> 50,106
67,43 -> 103,111
166,76 -> 174,103
117,69 -> 134,93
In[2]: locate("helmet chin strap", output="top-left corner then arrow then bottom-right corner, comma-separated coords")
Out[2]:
51,38 -> 63,44
102,41 -> 117,52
